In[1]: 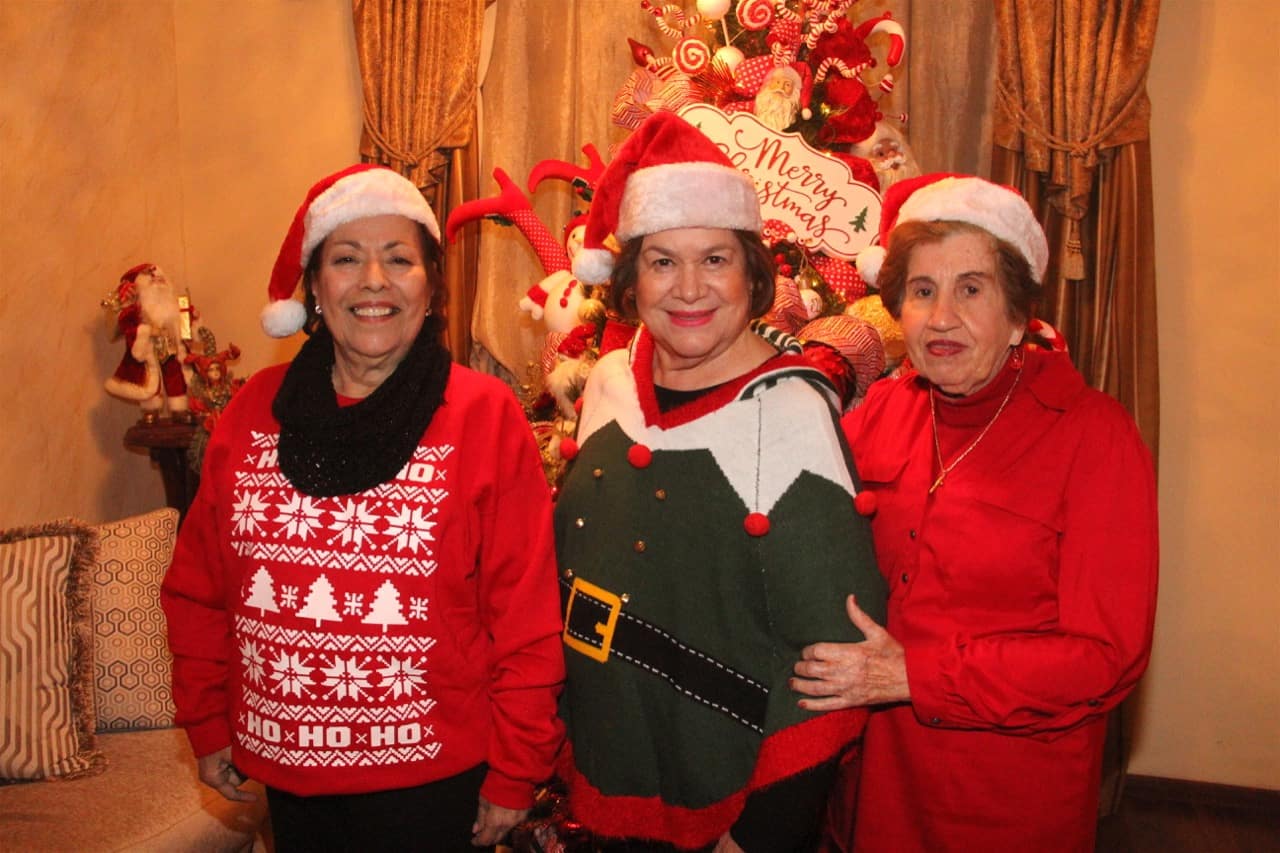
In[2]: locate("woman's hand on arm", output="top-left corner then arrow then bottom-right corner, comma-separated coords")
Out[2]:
471,797 -> 528,847
791,595 -> 910,710
197,746 -> 256,803
714,832 -> 746,852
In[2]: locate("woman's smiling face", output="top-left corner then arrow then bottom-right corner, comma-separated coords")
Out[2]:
633,227 -> 760,388
312,214 -> 430,380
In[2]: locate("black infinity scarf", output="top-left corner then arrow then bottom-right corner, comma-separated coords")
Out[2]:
273,317 -> 451,497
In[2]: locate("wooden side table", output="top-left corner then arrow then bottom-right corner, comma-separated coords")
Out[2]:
124,421 -> 200,519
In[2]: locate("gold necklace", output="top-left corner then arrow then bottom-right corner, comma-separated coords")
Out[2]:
928,362 -> 1022,495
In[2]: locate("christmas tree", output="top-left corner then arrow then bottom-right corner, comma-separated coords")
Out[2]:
362,580 -> 409,634
297,574 -> 342,628
245,566 -> 279,616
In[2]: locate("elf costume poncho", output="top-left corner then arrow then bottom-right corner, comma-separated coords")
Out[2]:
555,325 -> 886,850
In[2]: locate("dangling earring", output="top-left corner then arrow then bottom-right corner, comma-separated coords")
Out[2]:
424,308 -> 432,317
315,304 -> 322,315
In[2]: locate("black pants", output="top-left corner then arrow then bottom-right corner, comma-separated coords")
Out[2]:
266,764 -> 491,852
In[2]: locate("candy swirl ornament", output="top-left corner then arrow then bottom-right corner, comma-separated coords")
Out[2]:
735,0 -> 774,31
673,37 -> 712,74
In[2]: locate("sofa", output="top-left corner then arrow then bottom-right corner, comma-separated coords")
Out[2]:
1,509 -> 271,852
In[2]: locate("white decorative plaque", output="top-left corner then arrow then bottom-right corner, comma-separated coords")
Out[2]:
678,103 -> 882,260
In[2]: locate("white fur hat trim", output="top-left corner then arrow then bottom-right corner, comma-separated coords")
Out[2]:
617,161 -> 762,243
261,298 -> 308,338
573,247 -> 617,286
897,177 -> 1048,282
856,245 -> 887,288
302,168 -> 440,262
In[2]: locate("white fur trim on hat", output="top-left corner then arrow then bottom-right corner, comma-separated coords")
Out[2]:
261,298 -> 308,338
856,245 -> 887,288
897,177 -> 1049,282
302,169 -> 440,261
573,247 -> 617,286
617,161 -> 762,242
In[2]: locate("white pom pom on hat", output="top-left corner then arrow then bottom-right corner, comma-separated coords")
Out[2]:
856,172 -> 1048,288
572,111 -> 762,285
261,164 -> 441,337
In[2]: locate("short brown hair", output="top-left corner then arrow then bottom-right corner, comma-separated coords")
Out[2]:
301,221 -> 445,335
607,229 -> 777,320
876,220 -> 1040,324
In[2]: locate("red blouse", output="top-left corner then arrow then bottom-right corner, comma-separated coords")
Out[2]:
841,349 -> 1158,853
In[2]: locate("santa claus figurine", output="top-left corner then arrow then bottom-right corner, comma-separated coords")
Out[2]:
849,120 -> 922,192
102,263 -> 196,423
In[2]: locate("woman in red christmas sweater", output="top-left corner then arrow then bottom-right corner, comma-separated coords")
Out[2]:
791,174 -> 1159,852
162,165 -> 564,851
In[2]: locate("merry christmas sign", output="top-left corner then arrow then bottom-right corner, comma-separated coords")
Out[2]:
678,103 -> 881,260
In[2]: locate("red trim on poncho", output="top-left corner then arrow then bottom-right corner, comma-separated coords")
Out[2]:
630,327 -> 812,430
560,708 -> 866,848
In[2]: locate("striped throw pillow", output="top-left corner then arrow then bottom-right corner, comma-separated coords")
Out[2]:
0,520 -> 105,781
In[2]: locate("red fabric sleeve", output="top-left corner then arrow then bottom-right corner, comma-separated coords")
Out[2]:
473,390 -> 566,809
906,401 -> 1158,735
161,442 -> 236,758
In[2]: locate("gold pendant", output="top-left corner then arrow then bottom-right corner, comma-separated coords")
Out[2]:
929,472 -> 945,494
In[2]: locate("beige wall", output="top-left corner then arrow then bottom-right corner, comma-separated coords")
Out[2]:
0,0 -> 1275,788
0,0 -> 361,526
1132,0 -> 1280,787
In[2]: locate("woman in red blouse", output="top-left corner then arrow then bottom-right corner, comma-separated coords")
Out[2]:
791,173 -> 1158,853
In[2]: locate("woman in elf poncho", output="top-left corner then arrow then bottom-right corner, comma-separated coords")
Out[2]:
555,112 -> 886,852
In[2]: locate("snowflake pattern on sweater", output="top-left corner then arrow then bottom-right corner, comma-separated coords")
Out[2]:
224,437 -> 453,770
165,363 -> 564,804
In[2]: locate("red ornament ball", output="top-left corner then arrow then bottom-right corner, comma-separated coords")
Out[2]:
743,512 -> 771,537
854,491 -> 877,516
627,444 -> 653,468
574,396 -> 584,414
559,437 -> 580,461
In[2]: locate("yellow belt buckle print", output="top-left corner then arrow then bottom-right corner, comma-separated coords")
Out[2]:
563,576 -> 623,663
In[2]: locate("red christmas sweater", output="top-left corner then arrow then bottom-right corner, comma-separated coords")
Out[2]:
162,362 -> 565,808
842,349 -> 1158,852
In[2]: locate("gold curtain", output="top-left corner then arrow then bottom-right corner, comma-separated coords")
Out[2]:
991,0 -> 1161,457
891,0 -> 998,179
353,0 -> 484,362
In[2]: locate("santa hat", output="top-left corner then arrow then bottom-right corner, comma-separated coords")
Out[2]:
572,111 -> 761,285
790,62 -> 814,120
261,164 -> 441,337
856,172 -> 1048,288
116,262 -> 156,302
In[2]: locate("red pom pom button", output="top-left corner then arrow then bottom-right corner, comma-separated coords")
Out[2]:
573,397 -> 584,414
854,491 -> 877,517
627,444 -> 653,468
744,512 -> 771,537
559,437 -> 579,461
